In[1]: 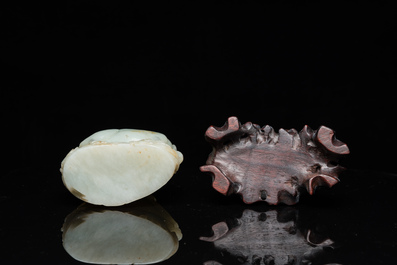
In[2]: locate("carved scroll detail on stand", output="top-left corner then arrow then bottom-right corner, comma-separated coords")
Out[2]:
200,116 -> 349,205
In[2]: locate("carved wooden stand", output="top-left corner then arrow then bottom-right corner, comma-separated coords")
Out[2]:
200,116 -> 349,205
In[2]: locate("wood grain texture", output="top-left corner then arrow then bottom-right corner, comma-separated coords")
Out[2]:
200,116 -> 349,205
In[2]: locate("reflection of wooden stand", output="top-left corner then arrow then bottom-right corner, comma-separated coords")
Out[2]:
200,116 -> 349,205
200,208 -> 335,265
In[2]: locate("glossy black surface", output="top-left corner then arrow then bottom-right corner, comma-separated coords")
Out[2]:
2,164 -> 397,264
2,2 -> 397,264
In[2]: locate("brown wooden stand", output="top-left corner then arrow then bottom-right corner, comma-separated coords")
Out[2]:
200,116 -> 349,205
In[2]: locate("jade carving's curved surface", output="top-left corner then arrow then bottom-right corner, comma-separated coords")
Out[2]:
61,129 -> 183,206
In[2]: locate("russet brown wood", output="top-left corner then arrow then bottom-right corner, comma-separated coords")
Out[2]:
200,116 -> 349,205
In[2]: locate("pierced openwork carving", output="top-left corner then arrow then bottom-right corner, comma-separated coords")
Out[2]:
200,116 -> 349,205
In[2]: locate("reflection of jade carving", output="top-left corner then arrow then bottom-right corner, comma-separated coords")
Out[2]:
201,117 -> 349,205
62,196 -> 182,264
200,208 -> 334,265
60,129 -> 183,206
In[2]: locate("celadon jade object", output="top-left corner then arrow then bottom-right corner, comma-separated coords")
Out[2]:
60,129 -> 183,206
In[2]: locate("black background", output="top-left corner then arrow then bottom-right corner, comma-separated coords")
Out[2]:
2,1 -> 397,264
3,1 -> 397,174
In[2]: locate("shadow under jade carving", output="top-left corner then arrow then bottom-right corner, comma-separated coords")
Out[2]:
200,116 -> 349,205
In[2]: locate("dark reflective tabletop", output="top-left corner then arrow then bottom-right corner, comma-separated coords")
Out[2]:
3,2 -> 397,264
2,164 -> 397,264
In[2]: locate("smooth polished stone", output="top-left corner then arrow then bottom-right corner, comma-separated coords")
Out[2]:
60,129 -> 183,206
